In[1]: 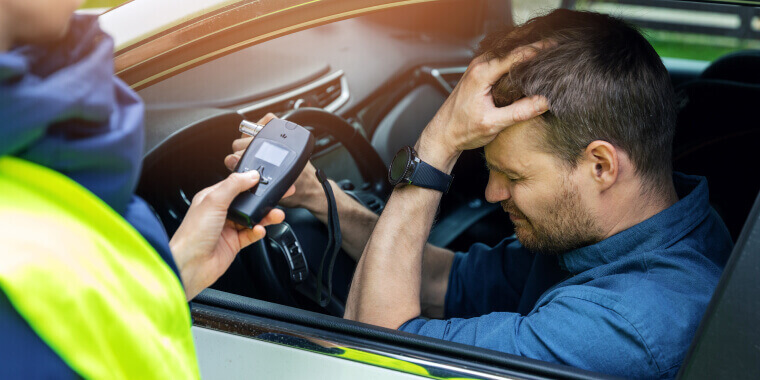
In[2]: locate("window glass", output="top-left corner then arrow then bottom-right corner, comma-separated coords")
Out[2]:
511,0 -> 760,62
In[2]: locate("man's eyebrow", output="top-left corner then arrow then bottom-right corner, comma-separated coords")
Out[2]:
484,160 -> 502,173
482,152 -> 519,176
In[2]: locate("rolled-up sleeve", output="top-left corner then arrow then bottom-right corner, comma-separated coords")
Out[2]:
400,295 -> 658,379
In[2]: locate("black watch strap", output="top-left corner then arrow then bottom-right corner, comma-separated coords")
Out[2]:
410,157 -> 453,193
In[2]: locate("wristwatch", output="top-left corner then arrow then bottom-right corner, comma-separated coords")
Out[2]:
387,146 -> 453,193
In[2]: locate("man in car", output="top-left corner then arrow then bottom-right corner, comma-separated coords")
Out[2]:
226,10 -> 732,378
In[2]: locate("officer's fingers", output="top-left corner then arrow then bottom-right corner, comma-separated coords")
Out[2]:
203,171 -> 260,208
231,220 -> 250,231
238,225 -> 267,249
491,95 -> 549,127
232,136 -> 253,152
225,219 -> 248,231
224,219 -> 240,231
192,181 -> 223,204
257,208 -> 286,227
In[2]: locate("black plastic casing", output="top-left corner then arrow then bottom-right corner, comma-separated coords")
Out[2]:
228,119 -> 314,228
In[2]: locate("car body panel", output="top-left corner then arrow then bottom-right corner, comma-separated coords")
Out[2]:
193,328 -> 434,380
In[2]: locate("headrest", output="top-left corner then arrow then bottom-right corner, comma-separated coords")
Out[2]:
700,50 -> 760,84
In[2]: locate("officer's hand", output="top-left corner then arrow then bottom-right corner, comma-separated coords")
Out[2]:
224,113 -> 323,210
169,170 -> 295,300
417,41 -> 551,166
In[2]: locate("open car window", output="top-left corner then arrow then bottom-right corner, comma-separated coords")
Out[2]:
95,0 -> 760,378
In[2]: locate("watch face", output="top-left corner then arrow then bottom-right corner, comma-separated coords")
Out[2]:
389,148 -> 410,183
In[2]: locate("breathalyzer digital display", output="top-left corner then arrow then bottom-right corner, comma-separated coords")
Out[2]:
228,118 -> 315,228
254,141 -> 290,166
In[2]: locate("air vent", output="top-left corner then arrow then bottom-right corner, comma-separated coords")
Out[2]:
312,79 -> 342,109
238,70 -> 349,117
287,76 -> 343,111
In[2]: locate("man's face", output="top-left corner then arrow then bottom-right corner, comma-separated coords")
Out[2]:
483,120 -> 604,254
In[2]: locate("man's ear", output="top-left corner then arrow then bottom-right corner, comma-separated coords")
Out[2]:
583,140 -> 618,191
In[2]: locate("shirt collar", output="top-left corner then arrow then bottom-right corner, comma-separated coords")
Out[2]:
558,172 -> 711,274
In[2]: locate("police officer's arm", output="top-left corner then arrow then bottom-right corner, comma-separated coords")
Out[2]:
169,171 -> 294,301
225,114 -> 454,318
343,47 -> 550,329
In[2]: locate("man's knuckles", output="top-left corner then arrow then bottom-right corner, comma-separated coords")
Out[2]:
467,60 -> 492,82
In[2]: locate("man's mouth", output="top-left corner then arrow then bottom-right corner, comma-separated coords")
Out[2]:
502,201 -> 526,222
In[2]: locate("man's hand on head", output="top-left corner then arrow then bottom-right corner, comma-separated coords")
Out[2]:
418,41 -> 551,170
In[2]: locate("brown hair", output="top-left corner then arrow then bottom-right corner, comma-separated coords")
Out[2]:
480,9 -> 676,194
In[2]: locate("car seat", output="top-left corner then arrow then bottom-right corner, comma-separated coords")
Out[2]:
672,50 -> 760,241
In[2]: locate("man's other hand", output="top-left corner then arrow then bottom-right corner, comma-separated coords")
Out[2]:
418,41 -> 551,169
169,170 -> 295,300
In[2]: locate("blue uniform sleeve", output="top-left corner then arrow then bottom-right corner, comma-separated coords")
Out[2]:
444,238 -> 536,318
401,295 -> 659,379
122,195 -> 181,282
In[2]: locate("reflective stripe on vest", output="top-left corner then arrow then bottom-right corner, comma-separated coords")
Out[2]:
0,156 -> 199,379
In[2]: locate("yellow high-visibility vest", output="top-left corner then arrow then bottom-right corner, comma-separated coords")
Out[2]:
0,156 -> 200,379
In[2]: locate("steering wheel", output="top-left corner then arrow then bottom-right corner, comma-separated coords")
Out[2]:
240,107 -> 389,316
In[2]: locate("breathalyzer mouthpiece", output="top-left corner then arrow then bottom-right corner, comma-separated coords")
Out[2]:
239,120 -> 265,138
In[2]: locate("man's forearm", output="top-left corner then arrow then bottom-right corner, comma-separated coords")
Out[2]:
301,179 -> 378,259
344,135 -> 458,328
301,177 -> 454,318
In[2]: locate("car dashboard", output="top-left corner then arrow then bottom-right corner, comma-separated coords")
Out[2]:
136,3 -> 508,256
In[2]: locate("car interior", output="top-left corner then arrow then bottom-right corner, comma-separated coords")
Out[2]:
132,0 -> 760,378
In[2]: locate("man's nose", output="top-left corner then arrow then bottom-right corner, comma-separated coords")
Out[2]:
485,175 -> 510,203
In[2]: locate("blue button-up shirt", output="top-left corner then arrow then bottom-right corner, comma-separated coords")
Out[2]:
400,173 -> 732,379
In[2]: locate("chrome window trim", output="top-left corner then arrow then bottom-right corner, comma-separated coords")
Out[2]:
237,70 -> 350,117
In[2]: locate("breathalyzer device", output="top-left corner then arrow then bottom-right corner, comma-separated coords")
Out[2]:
228,118 -> 315,228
